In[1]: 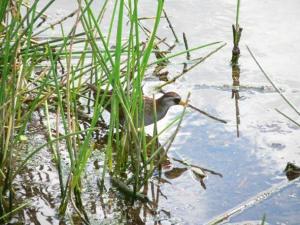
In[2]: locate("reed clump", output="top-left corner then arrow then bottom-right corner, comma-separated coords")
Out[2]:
0,0 -> 222,223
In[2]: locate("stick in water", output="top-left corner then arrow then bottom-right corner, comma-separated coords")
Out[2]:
188,103 -> 227,124
160,90 -> 227,123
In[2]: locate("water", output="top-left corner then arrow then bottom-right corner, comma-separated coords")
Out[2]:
11,0 -> 300,224
153,1 -> 300,224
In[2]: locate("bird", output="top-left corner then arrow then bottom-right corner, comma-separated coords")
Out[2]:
86,83 -> 186,126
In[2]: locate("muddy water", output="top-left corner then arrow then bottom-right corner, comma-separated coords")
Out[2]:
12,0 -> 300,224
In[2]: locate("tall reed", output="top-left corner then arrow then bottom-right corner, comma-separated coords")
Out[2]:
231,0 -> 242,64
0,0 -> 218,223
0,0 -> 55,221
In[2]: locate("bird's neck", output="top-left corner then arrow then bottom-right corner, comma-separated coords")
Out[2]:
156,98 -> 171,121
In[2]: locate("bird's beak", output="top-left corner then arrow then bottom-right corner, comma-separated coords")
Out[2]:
179,100 -> 188,106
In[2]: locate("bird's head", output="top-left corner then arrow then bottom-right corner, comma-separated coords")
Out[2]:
158,92 -> 187,108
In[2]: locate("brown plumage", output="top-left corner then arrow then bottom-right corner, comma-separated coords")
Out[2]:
86,83 -> 185,126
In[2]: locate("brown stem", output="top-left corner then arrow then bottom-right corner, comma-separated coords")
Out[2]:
163,9 -> 179,42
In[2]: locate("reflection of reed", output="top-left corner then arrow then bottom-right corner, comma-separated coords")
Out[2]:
116,173 -> 171,224
99,143 -> 224,223
231,64 -> 240,137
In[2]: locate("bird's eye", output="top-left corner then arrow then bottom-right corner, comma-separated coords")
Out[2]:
174,98 -> 181,104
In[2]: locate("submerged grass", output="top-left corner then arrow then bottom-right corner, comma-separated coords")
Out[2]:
0,0 -> 221,223
247,46 -> 300,116
247,46 -> 300,130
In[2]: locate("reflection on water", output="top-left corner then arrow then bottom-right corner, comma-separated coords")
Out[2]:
231,64 -> 241,137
